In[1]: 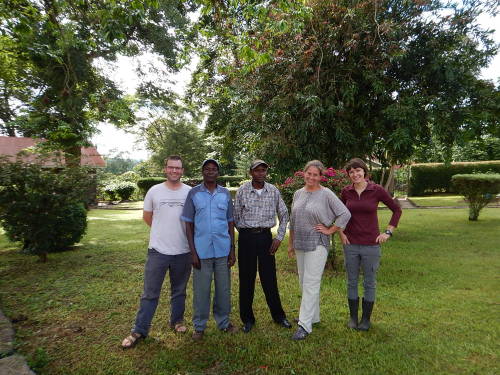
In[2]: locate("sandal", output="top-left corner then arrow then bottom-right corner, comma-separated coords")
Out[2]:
172,322 -> 187,333
121,332 -> 143,349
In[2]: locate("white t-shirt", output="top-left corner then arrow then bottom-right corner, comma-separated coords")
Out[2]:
143,182 -> 191,255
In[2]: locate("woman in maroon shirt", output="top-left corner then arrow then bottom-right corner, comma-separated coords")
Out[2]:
340,158 -> 402,331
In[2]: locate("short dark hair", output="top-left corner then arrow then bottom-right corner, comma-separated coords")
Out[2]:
164,155 -> 183,167
344,158 -> 369,177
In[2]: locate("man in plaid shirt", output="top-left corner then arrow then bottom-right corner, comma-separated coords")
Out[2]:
234,160 -> 292,333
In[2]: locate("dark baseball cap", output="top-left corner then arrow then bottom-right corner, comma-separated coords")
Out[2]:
250,160 -> 269,170
201,159 -> 221,170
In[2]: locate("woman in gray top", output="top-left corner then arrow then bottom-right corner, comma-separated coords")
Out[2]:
287,160 -> 351,340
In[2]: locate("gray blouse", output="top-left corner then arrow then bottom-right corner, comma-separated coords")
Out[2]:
290,187 -> 351,252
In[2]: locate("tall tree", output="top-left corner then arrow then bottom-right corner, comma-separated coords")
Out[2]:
0,0 -> 194,161
142,105 -> 208,177
190,0 -> 499,180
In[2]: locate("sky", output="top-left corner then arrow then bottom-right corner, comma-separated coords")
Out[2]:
91,54 -> 195,160
91,11 -> 500,161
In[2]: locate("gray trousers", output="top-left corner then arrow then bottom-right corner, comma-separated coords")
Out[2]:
133,249 -> 192,337
343,244 -> 381,302
192,256 -> 232,332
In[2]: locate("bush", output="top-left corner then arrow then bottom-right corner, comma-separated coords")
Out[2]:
137,177 -> 165,196
184,178 -> 203,187
136,176 -> 245,196
409,161 -> 500,196
0,157 -> 92,261
118,171 -> 140,183
218,175 -> 245,187
369,168 -> 382,184
452,174 -> 500,221
104,181 -> 136,201
103,182 -> 118,201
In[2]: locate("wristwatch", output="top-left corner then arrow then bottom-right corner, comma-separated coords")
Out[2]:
384,230 -> 393,237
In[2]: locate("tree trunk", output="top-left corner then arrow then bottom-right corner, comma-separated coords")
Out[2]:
65,145 -> 81,168
37,252 -> 48,263
327,238 -> 337,270
379,167 -> 386,185
384,165 -> 395,196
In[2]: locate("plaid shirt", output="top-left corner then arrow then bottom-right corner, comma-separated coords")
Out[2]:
234,181 -> 289,241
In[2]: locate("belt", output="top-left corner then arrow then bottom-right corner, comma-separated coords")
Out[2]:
239,227 -> 271,234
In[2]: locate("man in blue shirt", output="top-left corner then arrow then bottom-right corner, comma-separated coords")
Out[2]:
181,159 -> 237,340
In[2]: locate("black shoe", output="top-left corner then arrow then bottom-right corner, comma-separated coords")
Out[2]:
276,318 -> 292,329
242,321 -> 254,333
357,298 -> 374,331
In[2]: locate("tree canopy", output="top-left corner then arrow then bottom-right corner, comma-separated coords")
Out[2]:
1,0 -> 498,174
190,0 -> 499,178
0,0 -> 194,160
142,104 -> 209,177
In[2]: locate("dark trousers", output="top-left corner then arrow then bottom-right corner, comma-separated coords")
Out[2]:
238,229 -> 286,324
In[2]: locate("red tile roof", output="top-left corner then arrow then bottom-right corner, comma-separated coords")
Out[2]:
0,136 -> 106,167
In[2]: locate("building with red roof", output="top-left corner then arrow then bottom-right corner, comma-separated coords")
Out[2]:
0,136 -> 105,167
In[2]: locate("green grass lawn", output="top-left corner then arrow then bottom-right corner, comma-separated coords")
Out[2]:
0,208 -> 499,375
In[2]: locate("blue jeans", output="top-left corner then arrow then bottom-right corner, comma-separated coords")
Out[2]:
133,249 -> 191,337
192,256 -> 232,332
343,244 -> 381,302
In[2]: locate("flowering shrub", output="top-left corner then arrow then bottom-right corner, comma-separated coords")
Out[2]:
277,167 -> 351,209
104,181 -> 136,201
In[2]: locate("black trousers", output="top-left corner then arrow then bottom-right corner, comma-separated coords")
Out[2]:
238,229 -> 286,324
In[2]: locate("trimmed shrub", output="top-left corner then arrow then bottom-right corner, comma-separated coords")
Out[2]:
103,182 -> 118,201
184,176 -> 244,187
112,181 -> 136,201
0,158 -> 92,261
184,178 -> 203,187
137,177 -> 165,196
452,174 -> 500,221
409,161 -> 500,196
2,202 -> 87,255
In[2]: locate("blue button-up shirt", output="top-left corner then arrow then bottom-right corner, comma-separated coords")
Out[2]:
181,184 -> 234,259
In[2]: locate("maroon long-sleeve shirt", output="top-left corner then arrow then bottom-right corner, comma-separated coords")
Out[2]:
341,182 -> 402,245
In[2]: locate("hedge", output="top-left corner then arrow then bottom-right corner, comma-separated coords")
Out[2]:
452,173 -> 500,220
137,175 -> 245,196
137,177 -> 165,196
409,161 -> 500,196
218,175 -> 245,187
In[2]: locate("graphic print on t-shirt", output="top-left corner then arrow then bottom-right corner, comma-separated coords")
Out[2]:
159,199 -> 185,208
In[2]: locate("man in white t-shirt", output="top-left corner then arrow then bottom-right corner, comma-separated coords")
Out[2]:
122,155 -> 192,349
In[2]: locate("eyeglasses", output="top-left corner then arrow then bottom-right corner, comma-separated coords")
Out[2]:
166,166 -> 182,171
203,167 -> 218,172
